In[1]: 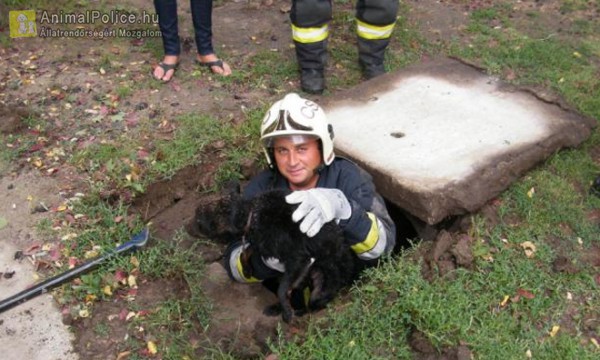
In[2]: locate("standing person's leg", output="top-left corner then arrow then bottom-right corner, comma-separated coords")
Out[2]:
153,0 -> 181,81
290,0 -> 332,94
355,0 -> 399,79
191,0 -> 231,76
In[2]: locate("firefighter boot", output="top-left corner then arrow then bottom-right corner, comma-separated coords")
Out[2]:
295,40 -> 328,94
358,37 -> 389,80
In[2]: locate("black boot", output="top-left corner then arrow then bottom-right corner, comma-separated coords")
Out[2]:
295,40 -> 328,94
301,69 -> 325,94
358,37 -> 390,80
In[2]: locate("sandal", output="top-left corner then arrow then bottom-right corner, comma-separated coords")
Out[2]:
154,62 -> 179,82
196,59 -> 231,76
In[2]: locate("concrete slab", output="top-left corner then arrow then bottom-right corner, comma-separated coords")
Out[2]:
324,58 -> 595,224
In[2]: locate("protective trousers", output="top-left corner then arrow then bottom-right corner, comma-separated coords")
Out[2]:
290,0 -> 399,77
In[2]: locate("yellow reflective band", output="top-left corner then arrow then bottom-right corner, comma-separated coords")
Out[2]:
236,255 -> 260,283
303,287 -> 311,307
351,212 -> 379,254
356,19 -> 395,40
291,24 -> 329,44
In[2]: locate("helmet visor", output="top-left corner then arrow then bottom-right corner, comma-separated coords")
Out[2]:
265,134 -> 318,148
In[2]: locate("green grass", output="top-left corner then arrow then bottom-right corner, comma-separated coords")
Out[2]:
149,103 -> 264,186
132,230 -> 212,358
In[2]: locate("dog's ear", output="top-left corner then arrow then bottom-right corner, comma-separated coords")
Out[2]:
221,180 -> 241,197
189,203 -> 216,238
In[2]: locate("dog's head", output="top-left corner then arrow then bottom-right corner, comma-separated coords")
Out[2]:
188,181 -> 251,244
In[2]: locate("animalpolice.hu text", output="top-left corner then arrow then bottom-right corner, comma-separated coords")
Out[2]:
39,10 -> 157,25
38,27 -> 161,39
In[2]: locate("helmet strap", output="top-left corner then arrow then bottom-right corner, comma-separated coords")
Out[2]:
314,163 -> 326,174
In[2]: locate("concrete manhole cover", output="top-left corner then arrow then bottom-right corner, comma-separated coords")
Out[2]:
324,58 -> 595,224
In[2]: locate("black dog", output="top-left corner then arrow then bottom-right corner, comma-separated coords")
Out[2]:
193,185 -> 360,323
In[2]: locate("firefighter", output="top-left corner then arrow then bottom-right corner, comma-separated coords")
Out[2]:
291,0 -> 399,94
224,93 -> 396,286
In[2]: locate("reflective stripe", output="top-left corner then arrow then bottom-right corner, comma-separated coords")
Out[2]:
356,19 -> 395,40
262,256 -> 286,272
230,243 -> 260,283
351,212 -> 387,260
292,24 -> 329,43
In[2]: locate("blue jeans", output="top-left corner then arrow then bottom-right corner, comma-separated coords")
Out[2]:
154,0 -> 214,56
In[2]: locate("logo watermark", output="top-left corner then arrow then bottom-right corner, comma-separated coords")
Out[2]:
37,27 -> 161,39
39,10 -> 158,25
9,9 -> 160,39
9,10 -> 37,38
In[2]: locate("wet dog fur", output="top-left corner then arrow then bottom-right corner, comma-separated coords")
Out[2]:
192,184 -> 360,323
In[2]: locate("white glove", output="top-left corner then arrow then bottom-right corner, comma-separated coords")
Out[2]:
285,188 -> 351,237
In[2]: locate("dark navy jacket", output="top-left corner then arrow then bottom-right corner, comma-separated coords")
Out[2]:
225,157 -> 396,282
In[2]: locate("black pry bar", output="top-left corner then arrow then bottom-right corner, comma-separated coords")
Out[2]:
0,228 -> 149,314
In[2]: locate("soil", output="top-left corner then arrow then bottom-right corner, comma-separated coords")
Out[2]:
1,0 -> 599,359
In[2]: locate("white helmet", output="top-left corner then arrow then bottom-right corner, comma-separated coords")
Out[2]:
260,93 -> 335,167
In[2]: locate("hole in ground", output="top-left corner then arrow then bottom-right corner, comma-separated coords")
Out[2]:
385,199 -> 419,253
128,164 -> 473,357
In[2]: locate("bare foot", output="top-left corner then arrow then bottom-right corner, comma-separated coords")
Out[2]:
197,53 -> 232,76
153,55 -> 179,81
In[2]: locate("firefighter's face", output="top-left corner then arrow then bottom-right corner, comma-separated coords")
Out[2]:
273,135 -> 322,190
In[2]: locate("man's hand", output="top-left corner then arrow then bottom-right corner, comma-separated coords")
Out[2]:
285,188 -> 351,237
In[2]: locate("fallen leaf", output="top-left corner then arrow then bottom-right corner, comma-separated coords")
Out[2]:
84,249 -> 99,259
126,311 -> 136,321
527,187 -> 535,198
549,325 -> 560,337
147,341 -> 158,355
500,295 -> 510,307
115,270 -> 127,284
520,241 -> 536,258
23,242 -> 42,255
127,274 -> 137,287
130,256 -> 139,268
116,351 -> 131,360
111,112 -> 125,122
525,349 -> 532,358
79,308 -> 90,318
119,308 -> 128,321
591,338 -> 599,349
516,288 -> 535,299
103,285 -> 113,296
48,247 -> 61,261
136,149 -> 149,160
